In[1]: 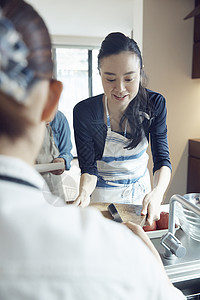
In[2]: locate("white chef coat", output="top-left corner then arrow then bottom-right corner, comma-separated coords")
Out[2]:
0,155 -> 185,300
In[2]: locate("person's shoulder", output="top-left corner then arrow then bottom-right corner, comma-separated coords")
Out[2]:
73,94 -> 103,116
146,89 -> 166,112
44,206 -> 167,297
82,207 -> 144,249
75,94 -> 103,108
55,110 -> 68,120
146,89 -> 166,102
51,110 -> 68,128
77,207 -> 169,286
56,110 -> 68,122
56,110 -> 65,118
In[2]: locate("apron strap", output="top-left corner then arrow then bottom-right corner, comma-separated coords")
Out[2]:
105,96 -> 111,129
104,95 -> 128,137
0,174 -> 39,189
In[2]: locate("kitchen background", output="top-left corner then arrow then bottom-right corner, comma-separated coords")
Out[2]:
27,0 -> 200,203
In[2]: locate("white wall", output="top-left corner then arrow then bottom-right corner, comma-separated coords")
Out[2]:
132,0 -> 143,53
26,0 -> 142,46
143,0 -> 200,202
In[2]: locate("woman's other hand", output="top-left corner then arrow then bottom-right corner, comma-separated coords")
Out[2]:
141,166 -> 171,225
141,189 -> 162,225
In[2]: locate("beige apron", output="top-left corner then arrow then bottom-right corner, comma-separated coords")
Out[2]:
36,124 -> 65,200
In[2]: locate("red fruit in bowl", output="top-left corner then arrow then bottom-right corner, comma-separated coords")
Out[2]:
156,212 -> 169,230
143,220 -> 157,232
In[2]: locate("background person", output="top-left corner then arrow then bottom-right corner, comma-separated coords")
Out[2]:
73,32 -> 171,225
36,109 -> 73,200
0,1 -> 185,299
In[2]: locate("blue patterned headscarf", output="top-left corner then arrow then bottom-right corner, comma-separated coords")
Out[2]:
0,10 -> 34,103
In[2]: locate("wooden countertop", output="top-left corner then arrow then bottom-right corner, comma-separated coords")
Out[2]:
89,202 -> 146,227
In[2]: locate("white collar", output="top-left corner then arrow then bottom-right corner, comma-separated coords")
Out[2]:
0,155 -> 45,190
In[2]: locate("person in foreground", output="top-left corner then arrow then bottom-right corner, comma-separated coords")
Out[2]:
0,0 -> 185,299
73,32 -> 171,225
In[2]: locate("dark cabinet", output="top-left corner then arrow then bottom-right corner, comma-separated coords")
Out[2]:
192,0 -> 200,78
187,139 -> 200,193
185,0 -> 200,78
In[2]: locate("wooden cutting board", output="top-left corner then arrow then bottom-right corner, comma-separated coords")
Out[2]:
89,202 -> 146,227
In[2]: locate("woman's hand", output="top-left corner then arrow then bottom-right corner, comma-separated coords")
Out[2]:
73,189 -> 91,208
72,173 -> 97,208
141,189 -> 162,225
141,166 -> 171,225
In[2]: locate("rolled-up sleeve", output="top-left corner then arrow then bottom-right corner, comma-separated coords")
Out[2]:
51,111 -> 73,170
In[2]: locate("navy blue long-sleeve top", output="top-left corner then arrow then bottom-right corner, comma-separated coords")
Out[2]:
73,90 -> 171,176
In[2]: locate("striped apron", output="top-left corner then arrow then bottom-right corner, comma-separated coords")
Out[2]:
90,96 -> 151,205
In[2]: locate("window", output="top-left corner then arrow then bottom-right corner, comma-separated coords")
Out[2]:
52,46 -> 103,156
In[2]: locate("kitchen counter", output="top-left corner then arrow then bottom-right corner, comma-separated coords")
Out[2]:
151,228 -> 200,282
91,202 -> 200,296
91,202 -> 200,283
151,228 -> 200,298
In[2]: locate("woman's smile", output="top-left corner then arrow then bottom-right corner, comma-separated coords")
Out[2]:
113,94 -> 129,101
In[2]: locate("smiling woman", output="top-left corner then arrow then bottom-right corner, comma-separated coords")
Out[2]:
73,32 -> 172,226
100,52 -> 141,114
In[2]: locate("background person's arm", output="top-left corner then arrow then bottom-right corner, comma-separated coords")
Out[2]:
51,111 -> 73,171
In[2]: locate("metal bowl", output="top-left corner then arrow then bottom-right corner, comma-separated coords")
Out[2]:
183,193 -> 200,206
176,193 -> 200,242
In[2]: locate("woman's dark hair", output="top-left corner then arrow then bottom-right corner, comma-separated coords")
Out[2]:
98,32 -> 152,149
0,0 -> 53,138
